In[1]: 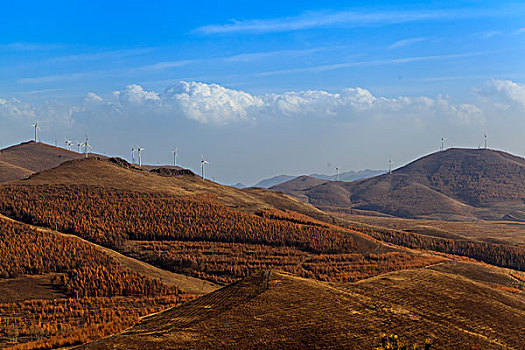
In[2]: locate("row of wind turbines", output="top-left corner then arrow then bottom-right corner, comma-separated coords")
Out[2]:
64,137 -> 92,158
129,146 -> 210,178
441,134 -> 489,152
34,119 -> 490,183
33,123 -> 210,179
33,122 -> 92,158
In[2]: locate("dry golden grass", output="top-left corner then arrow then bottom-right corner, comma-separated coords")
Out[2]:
336,213 -> 525,245
79,263 -> 525,350
0,160 -> 32,183
0,141 -> 83,174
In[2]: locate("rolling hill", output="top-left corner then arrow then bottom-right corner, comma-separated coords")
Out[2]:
272,148 -> 525,221
8,155 -> 332,221
0,141 -> 330,221
1,156 -> 439,287
0,160 -> 33,183
79,263 -> 525,350
0,141 -> 84,174
253,169 -> 383,188
1,143 -> 524,349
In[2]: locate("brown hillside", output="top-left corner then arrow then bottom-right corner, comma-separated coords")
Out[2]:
0,215 -> 187,349
397,148 -> 525,205
0,157 -> 450,286
12,156 -> 332,222
0,141 -> 83,173
0,183 -> 443,286
271,175 -> 327,201
79,264 -> 525,350
274,148 -> 525,221
0,160 -> 32,183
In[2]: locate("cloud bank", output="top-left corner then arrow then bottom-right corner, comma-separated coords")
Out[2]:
1,80 -> 523,128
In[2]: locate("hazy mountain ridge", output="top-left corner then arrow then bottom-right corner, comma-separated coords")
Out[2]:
253,169 -> 384,188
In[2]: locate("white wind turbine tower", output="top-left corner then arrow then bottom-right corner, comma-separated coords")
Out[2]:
200,154 -> 209,179
131,148 -> 135,164
441,137 -> 446,152
137,147 -> 145,167
484,134 -> 487,149
31,122 -> 40,142
76,140 -> 82,153
82,135 -> 92,158
335,167 -> 340,181
388,160 -> 393,175
172,148 -> 178,167
65,138 -> 73,151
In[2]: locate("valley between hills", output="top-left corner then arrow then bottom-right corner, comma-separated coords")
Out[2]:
0,141 -> 523,349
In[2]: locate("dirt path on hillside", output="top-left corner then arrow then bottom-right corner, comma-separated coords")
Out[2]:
0,213 -> 220,294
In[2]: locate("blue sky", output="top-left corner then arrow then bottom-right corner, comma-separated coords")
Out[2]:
1,1 -> 525,184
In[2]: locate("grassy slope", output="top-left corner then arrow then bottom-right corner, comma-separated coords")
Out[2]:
0,141 -> 83,173
273,148 -> 525,221
79,263 -> 525,350
14,157 -> 328,219
0,160 -> 32,183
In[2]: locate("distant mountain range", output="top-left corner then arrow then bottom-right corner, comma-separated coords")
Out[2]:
270,148 -> 525,221
252,169 -> 384,188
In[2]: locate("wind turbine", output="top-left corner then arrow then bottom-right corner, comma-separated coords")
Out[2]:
131,148 -> 135,164
76,140 -> 82,153
172,148 -> 178,167
31,122 -> 40,142
137,147 -> 145,167
335,167 -> 340,181
484,134 -> 487,149
200,154 -> 209,179
389,160 -> 393,175
82,135 -> 92,158
441,137 -> 446,152
65,138 -> 73,151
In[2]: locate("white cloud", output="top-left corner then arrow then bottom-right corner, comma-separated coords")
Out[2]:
18,71 -> 97,84
388,37 -> 426,49
262,88 -> 377,117
119,84 -> 161,105
84,92 -> 104,103
477,30 -> 501,39
47,48 -> 152,63
195,8 -> 501,35
0,97 -> 36,120
0,97 -> 78,128
1,80 -> 520,127
0,42 -> 67,51
138,59 -> 198,71
476,79 -> 525,110
162,81 -> 263,124
256,51 -> 488,76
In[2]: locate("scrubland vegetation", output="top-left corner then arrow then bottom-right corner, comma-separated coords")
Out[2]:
124,240 -> 442,284
0,185 -> 443,286
0,218 -> 184,348
1,181 -> 522,349
0,185 -> 356,254
341,222 -> 524,270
